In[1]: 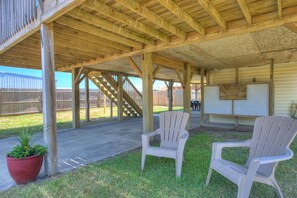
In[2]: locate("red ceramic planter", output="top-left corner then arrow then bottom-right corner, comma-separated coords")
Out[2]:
6,155 -> 43,185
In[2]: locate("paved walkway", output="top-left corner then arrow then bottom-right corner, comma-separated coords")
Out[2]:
0,112 -> 201,191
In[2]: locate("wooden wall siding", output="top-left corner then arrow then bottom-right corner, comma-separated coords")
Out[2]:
274,62 -> 297,116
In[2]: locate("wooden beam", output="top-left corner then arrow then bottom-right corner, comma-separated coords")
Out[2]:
41,0 -> 86,23
155,0 -> 205,35
142,52 -> 154,133
72,67 -> 80,128
196,0 -> 227,30
153,65 -> 161,77
153,54 -> 185,70
117,73 -> 123,121
278,0 -> 282,18
68,9 -> 154,46
83,1 -> 170,42
200,68 -> 205,126
175,69 -> 184,88
40,22 -> 57,176
183,63 -> 191,129
128,57 -> 142,77
55,16 -> 143,48
74,66 -> 85,84
115,0 -> 186,39
284,22 -> 297,33
236,0 -> 252,24
85,76 -> 90,122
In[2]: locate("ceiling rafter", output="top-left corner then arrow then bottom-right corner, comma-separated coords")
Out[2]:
196,0 -> 227,31
53,23 -> 132,52
68,8 -> 154,46
155,0 -> 205,35
83,1 -> 170,43
55,16 -> 143,49
236,0 -> 252,24
115,0 -> 187,40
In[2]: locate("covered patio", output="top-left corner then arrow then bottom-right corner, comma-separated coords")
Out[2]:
1,0 -> 297,196
0,113 -> 201,191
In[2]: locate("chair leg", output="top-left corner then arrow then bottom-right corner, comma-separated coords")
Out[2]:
271,179 -> 283,198
141,152 -> 146,170
238,180 -> 253,198
205,167 -> 212,186
176,157 -> 183,177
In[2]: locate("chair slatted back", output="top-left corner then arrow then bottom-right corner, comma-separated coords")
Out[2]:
159,111 -> 189,149
247,116 -> 297,176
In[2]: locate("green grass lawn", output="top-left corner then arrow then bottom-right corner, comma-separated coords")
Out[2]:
0,106 -> 183,139
1,130 -> 296,197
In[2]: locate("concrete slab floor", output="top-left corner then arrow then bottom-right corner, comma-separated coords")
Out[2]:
0,113 -> 201,191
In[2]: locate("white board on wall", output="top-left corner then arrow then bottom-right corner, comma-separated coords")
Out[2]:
204,86 -> 232,114
234,84 -> 269,116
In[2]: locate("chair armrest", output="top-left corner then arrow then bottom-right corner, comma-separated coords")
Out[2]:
254,149 -> 294,165
141,129 -> 161,150
177,131 -> 189,157
244,148 -> 294,191
211,140 -> 251,160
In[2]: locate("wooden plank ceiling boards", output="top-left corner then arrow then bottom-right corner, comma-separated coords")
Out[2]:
1,0 -> 297,82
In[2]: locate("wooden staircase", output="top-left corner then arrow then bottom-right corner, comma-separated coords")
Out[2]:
89,72 -> 142,117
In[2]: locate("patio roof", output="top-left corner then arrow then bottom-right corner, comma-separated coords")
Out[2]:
0,0 -> 297,82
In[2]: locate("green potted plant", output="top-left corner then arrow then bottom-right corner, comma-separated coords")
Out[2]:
6,128 -> 47,185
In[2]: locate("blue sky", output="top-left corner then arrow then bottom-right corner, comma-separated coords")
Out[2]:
0,66 -> 166,91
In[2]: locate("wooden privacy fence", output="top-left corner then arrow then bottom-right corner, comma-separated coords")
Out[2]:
0,88 -> 187,116
0,89 -> 110,116
153,89 -> 183,106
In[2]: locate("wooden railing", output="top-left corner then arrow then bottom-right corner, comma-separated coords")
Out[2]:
0,0 -> 38,44
123,76 -> 142,108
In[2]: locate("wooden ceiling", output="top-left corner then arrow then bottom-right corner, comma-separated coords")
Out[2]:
1,0 -> 297,81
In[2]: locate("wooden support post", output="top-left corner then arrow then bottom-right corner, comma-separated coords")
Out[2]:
117,73 -> 123,121
235,67 -> 239,126
142,53 -> 154,133
168,80 -> 173,111
194,84 -> 198,101
269,59 -> 274,115
41,23 -> 57,176
206,71 -> 210,85
200,68 -> 205,126
183,63 -> 191,129
110,100 -> 113,117
72,67 -> 80,128
104,94 -> 106,114
85,77 -> 90,122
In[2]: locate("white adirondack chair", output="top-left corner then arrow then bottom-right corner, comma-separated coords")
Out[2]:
206,116 -> 297,198
141,111 -> 189,177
